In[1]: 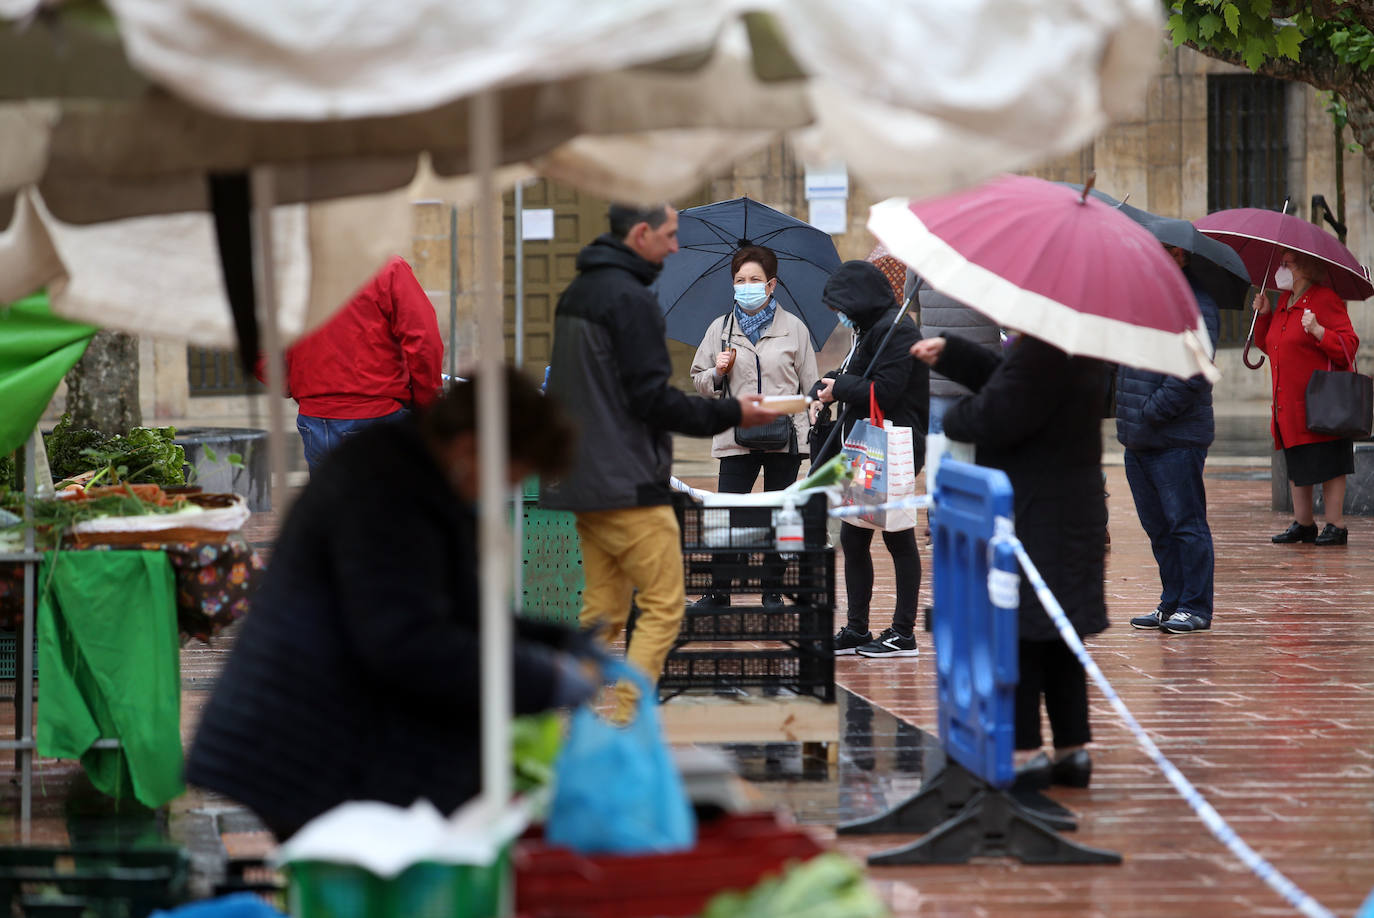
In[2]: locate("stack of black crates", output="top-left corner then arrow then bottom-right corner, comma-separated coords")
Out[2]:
660,491 -> 835,701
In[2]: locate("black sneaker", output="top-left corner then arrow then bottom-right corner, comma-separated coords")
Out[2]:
1130,605 -> 1171,630
1272,521 -> 1318,544
1161,611 -> 1210,634
834,626 -> 873,656
856,627 -> 919,658
1315,523 -> 1349,546
687,593 -> 730,612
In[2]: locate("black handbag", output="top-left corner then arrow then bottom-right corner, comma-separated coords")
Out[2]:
1305,339 -> 1373,439
1305,368 -> 1373,439
807,403 -> 837,466
735,416 -> 794,452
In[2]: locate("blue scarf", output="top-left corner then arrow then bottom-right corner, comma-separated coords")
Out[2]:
734,299 -> 777,344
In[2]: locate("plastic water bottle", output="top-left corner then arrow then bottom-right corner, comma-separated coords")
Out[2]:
775,498 -> 804,560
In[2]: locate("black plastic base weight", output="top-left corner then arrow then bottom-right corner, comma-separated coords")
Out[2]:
838,760 -> 1076,835
838,761 -> 1120,866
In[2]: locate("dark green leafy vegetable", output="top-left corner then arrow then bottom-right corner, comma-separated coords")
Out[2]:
44,414 -> 186,486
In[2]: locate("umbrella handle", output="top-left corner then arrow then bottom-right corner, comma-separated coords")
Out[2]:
1242,308 -> 1266,370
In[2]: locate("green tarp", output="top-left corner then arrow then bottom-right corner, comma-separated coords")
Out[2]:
37,550 -> 185,808
0,293 -> 98,458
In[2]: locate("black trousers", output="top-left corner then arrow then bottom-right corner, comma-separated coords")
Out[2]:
718,451 -> 803,494
840,524 -> 920,638
706,452 -> 804,595
1014,638 -> 1091,751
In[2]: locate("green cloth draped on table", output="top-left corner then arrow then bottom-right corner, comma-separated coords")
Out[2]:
37,550 -> 185,808
0,292 -> 99,458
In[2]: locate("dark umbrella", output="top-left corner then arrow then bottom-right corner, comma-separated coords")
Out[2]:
1059,183 -> 1251,310
655,197 -> 842,349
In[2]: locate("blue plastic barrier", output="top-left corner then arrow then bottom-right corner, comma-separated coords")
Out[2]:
837,459 -> 1118,865
929,460 -> 1017,789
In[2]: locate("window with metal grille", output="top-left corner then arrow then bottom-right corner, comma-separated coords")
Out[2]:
187,347 -> 263,395
1208,74 -> 1288,345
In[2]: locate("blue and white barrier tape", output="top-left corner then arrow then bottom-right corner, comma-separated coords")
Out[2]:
827,494 -> 932,519
993,522 -> 1334,918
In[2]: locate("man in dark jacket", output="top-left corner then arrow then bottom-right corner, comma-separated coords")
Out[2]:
810,260 -> 929,658
542,203 -> 778,720
1116,251 -> 1220,635
186,370 -> 600,840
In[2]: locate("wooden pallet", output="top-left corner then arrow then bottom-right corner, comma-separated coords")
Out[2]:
659,693 -> 839,761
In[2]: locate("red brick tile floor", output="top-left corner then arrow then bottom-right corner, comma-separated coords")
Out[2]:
0,461 -> 1371,916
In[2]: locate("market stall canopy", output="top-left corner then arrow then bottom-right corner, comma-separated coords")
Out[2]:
0,0 -> 1164,348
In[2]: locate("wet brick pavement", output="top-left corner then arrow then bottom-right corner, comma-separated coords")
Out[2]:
1,452 -> 1372,916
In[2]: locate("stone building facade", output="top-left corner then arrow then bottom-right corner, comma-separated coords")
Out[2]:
122,47 -> 1374,432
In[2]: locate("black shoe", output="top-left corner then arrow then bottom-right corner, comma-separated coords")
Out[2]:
1315,523 -> 1349,546
1272,521 -> 1318,544
856,627 -> 919,658
687,593 -> 730,612
761,592 -> 785,609
1012,752 -> 1052,791
834,626 -> 873,656
1130,604 -> 1171,630
1050,749 -> 1092,788
1161,611 -> 1211,634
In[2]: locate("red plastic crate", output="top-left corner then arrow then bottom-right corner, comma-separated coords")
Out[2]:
515,812 -> 823,918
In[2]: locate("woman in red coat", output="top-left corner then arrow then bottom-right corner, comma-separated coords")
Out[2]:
1253,250 -> 1361,546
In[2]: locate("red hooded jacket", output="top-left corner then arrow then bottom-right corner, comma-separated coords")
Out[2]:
1254,283 -> 1360,449
259,256 -> 443,419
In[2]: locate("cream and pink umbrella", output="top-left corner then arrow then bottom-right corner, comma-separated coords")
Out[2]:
868,174 -> 1218,382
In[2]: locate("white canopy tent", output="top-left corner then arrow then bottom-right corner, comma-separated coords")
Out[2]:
1,0 -> 1165,824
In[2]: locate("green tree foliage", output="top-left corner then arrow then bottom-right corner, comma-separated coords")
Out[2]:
1167,2 -> 1374,153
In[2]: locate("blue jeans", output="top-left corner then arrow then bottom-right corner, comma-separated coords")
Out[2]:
297,408 -> 408,473
1123,447 -> 1214,621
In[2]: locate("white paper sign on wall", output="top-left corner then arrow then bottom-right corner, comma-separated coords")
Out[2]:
521,208 -> 555,241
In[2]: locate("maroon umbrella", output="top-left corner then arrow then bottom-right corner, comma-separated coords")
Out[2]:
868,174 -> 1217,381
1194,208 -> 1374,301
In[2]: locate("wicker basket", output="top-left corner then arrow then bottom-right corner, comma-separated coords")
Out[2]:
68,493 -> 249,547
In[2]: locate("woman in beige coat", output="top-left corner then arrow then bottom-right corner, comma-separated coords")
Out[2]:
688,244 -> 820,610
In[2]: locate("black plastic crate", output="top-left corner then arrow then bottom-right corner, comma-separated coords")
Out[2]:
659,645 -> 834,702
681,547 -> 833,602
676,602 -> 833,643
0,846 -> 188,918
673,492 -> 829,550
674,492 -> 835,604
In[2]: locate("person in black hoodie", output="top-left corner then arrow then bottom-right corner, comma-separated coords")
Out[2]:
912,329 -> 1109,789
810,260 -> 929,658
186,369 -> 604,840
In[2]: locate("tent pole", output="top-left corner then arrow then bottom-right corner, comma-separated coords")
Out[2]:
449,205 -> 459,380
473,90 -> 512,817
250,168 -> 290,518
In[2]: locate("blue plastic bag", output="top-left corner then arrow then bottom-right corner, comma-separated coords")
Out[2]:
545,662 -> 696,854
151,893 -> 286,917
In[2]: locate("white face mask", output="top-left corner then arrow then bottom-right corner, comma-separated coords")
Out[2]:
1274,266 -> 1295,291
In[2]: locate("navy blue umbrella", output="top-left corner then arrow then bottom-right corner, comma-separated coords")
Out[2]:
655,197 -> 842,349
1060,183 -> 1252,310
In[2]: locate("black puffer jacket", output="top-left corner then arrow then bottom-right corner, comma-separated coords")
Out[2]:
937,333 -> 1108,642
186,419 -> 579,839
1115,277 -> 1220,451
809,260 -> 929,464
542,234 -> 741,511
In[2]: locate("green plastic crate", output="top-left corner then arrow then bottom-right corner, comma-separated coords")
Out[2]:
0,630 -> 38,681
518,477 -> 583,627
286,851 -> 509,918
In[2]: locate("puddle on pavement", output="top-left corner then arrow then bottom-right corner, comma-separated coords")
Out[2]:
711,689 -> 931,825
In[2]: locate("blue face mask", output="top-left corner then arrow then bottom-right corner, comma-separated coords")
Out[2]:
734,283 -> 770,311
835,312 -> 856,329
